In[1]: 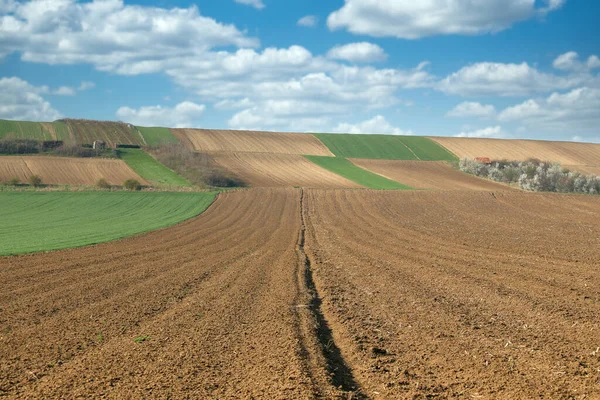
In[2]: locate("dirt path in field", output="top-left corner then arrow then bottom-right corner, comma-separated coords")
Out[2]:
0,189 -> 352,399
303,189 -> 600,399
350,159 -> 514,191
2,188 -> 600,399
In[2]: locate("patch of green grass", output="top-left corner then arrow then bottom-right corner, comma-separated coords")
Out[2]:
0,120 -> 72,142
313,133 -> 457,161
0,191 -> 216,255
118,148 -> 191,187
134,335 -> 151,343
306,156 -> 413,190
137,126 -> 179,146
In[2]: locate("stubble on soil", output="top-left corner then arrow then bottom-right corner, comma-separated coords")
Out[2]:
303,189 -> 600,399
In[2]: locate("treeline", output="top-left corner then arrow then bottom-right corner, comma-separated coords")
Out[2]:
460,158 -> 600,194
0,138 -> 116,158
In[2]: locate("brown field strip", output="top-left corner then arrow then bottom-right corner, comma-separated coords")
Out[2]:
431,137 -> 600,168
0,156 -> 147,186
2,188 -> 600,398
171,128 -> 334,156
213,152 -> 361,188
304,189 -> 600,398
564,164 -> 600,176
350,159 -> 514,190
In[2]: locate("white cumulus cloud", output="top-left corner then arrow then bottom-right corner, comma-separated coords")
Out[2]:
438,62 -> 584,97
553,51 -> 600,72
116,101 -> 206,128
456,126 -> 507,138
297,15 -> 318,28
234,0 -> 265,9
333,115 -> 413,135
327,42 -> 387,63
327,0 -> 565,39
447,102 -> 496,118
0,77 -> 62,121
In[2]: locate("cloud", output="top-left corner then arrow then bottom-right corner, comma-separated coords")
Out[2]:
438,62 -> 585,97
234,0 -> 265,9
53,86 -> 76,96
498,87 -> 600,132
327,0 -> 565,39
456,126 -> 507,138
116,101 -> 206,128
332,115 -> 413,135
78,81 -> 95,91
553,51 -> 600,72
0,76 -> 62,121
0,0 -> 258,71
447,102 -> 496,118
297,15 -> 318,28
214,98 -> 255,110
327,42 -> 387,63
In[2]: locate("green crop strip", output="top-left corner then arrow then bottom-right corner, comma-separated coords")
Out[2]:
137,126 -> 179,146
0,191 -> 216,255
305,156 -> 413,190
313,133 -> 457,161
118,148 -> 191,187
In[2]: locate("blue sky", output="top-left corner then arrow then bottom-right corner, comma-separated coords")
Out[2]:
1,0 -> 599,142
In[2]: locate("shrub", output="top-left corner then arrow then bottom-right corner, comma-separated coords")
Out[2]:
0,138 -> 41,154
28,175 -> 42,187
123,179 -> 142,191
8,178 -> 20,186
97,178 -> 111,189
54,144 -> 95,158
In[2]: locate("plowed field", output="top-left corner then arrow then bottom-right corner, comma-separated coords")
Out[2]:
350,159 -> 513,190
2,189 -> 599,399
212,152 -> 361,188
304,189 -> 600,398
0,156 -> 147,185
431,136 -> 600,167
171,128 -> 333,156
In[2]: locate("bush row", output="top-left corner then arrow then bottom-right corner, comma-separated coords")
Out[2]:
0,138 -> 117,158
1,176 -> 143,190
459,158 -> 600,194
148,144 -> 244,188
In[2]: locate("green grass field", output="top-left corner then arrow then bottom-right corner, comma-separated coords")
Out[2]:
306,156 -> 413,190
137,126 -> 179,146
0,191 -> 216,255
313,133 -> 457,161
0,120 -> 71,142
118,148 -> 191,186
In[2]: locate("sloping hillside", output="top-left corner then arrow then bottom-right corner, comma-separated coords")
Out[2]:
430,137 -> 600,168
212,152 -> 360,188
0,156 -> 147,186
61,119 -> 145,147
0,120 -> 71,142
172,128 -> 333,156
350,159 -> 514,191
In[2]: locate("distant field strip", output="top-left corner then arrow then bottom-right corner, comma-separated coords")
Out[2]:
350,159 -> 514,191
0,120 -> 70,142
172,128 -> 334,156
430,137 -> 600,167
314,133 -> 457,161
213,152 -> 361,188
137,127 -> 179,146
63,119 -> 144,146
0,191 -> 216,255
0,156 -> 146,186
306,156 -> 413,190
118,148 -> 191,186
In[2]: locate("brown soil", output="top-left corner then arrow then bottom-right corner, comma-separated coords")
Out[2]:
304,189 -> 600,398
350,159 -> 514,190
213,152 -> 361,188
62,119 -> 144,147
430,136 -> 600,168
172,128 -> 334,156
564,165 -> 600,176
2,188 -> 599,399
0,156 -> 147,186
